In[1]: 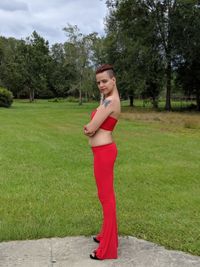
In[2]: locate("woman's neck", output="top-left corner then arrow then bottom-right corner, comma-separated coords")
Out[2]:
104,87 -> 118,99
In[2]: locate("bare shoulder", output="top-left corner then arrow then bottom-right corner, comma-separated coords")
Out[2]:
102,96 -> 119,107
102,96 -> 121,118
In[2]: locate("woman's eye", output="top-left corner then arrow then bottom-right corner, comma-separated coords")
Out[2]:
97,79 -> 108,85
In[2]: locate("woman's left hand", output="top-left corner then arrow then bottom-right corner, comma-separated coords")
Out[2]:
83,125 -> 96,137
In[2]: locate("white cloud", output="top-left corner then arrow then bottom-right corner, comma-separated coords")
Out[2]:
0,0 -> 28,12
0,0 -> 107,45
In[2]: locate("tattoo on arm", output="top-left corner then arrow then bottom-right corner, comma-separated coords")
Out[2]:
103,99 -> 111,108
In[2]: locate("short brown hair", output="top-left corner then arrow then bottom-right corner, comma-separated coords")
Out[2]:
95,64 -> 115,78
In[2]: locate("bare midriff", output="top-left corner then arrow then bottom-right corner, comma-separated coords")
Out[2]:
89,129 -> 113,147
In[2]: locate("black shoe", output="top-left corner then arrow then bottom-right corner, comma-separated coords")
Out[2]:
93,237 -> 100,243
90,252 -> 101,260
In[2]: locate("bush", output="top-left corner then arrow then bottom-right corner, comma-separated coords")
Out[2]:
37,90 -> 55,99
0,87 -> 14,108
66,96 -> 79,102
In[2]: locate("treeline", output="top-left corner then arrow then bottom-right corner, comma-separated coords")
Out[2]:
0,26 -> 104,104
0,0 -> 200,110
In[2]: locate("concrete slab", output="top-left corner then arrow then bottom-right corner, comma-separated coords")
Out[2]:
0,238 -> 51,267
0,236 -> 200,267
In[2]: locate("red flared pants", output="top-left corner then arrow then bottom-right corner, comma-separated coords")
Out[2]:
91,142 -> 118,259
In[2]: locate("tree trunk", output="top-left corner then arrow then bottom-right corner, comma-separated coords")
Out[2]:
196,89 -> 200,111
29,89 -> 32,102
165,57 -> 172,111
32,89 -> 35,101
79,72 -> 83,105
152,97 -> 158,109
79,89 -> 82,105
85,91 -> 88,102
129,95 -> 134,107
29,88 -> 35,102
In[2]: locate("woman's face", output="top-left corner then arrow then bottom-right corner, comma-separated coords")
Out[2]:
96,71 -> 116,97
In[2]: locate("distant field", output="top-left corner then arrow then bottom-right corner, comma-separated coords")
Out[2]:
0,100 -> 200,256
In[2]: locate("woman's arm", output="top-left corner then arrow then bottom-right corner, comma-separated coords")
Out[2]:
83,94 -> 105,137
84,98 -> 114,133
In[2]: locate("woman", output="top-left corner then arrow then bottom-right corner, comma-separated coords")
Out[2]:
84,64 -> 121,260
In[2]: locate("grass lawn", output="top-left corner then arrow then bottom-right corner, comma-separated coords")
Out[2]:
0,100 -> 200,256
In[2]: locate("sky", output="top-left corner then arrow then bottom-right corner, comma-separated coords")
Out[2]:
0,0 -> 108,45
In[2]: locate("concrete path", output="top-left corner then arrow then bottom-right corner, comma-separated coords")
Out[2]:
0,236 -> 200,267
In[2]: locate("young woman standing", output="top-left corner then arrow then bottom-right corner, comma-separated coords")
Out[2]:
84,64 -> 121,260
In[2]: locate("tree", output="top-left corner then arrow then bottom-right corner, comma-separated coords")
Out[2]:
105,0 -> 199,111
63,24 -> 97,104
105,0 -> 165,106
25,31 -> 50,101
140,0 -> 177,111
90,35 -> 108,68
0,37 -> 27,98
174,2 -> 200,110
49,43 -> 76,97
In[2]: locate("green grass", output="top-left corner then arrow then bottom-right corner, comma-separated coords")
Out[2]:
0,100 -> 200,256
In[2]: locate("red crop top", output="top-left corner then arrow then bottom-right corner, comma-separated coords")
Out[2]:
91,109 -> 118,131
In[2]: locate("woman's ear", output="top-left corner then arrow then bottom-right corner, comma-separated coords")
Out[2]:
112,77 -> 116,83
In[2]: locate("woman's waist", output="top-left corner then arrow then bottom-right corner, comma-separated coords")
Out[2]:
88,130 -> 113,147
90,129 -> 113,139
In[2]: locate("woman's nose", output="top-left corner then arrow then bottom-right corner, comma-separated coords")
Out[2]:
99,82 -> 105,88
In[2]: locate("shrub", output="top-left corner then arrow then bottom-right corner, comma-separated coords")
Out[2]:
0,87 -> 14,108
48,97 -> 66,102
